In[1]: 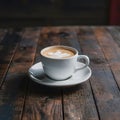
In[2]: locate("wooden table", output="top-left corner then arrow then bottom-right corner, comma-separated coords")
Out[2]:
0,26 -> 120,120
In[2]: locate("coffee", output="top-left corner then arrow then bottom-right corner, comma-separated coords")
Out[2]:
42,46 -> 75,58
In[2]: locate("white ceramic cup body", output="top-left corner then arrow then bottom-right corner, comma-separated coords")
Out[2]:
40,45 -> 89,80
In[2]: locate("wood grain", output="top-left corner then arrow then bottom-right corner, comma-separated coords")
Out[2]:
0,28 -> 40,120
105,27 -> 120,88
77,26 -> 120,120
22,27 -> 63,120
0,26 -> 120,120
58,27 -> 99,120
0,29 -> 21,87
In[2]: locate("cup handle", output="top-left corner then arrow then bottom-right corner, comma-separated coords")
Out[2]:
76,55 -> 90,71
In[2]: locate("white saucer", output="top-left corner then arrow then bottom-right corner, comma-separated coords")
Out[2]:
28,62 -> 92,87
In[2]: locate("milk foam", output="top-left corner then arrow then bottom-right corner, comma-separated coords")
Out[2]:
48,50 -> 70,58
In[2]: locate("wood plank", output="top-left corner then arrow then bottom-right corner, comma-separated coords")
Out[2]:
22,27 -> 63,120
93,27 -> 120,63
57,26 -> 82,50
105,27 -> 120,88
58,27 -> 99,120
0,29 -> 22,87
0,28 -> 40,120
93,27 -> 120,87
106,27 -> 120,49
77,26 -> 120,120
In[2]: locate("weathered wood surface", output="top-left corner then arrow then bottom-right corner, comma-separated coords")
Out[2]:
0,28 -> 40,120
0,29 -> 21,87
0,26 -> 120,120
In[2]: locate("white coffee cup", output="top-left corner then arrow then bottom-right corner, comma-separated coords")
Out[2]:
40,45 -> 89,80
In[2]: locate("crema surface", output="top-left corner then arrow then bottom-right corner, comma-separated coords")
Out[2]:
42,47 -> 75,58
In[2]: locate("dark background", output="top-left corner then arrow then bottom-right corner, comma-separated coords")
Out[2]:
0,0 -> 119,28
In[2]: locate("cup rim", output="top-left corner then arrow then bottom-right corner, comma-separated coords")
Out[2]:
40,45 -> 78,60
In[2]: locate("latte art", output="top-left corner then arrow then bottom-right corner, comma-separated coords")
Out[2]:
42,46 -> 75,58
48,50 -> 71,58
